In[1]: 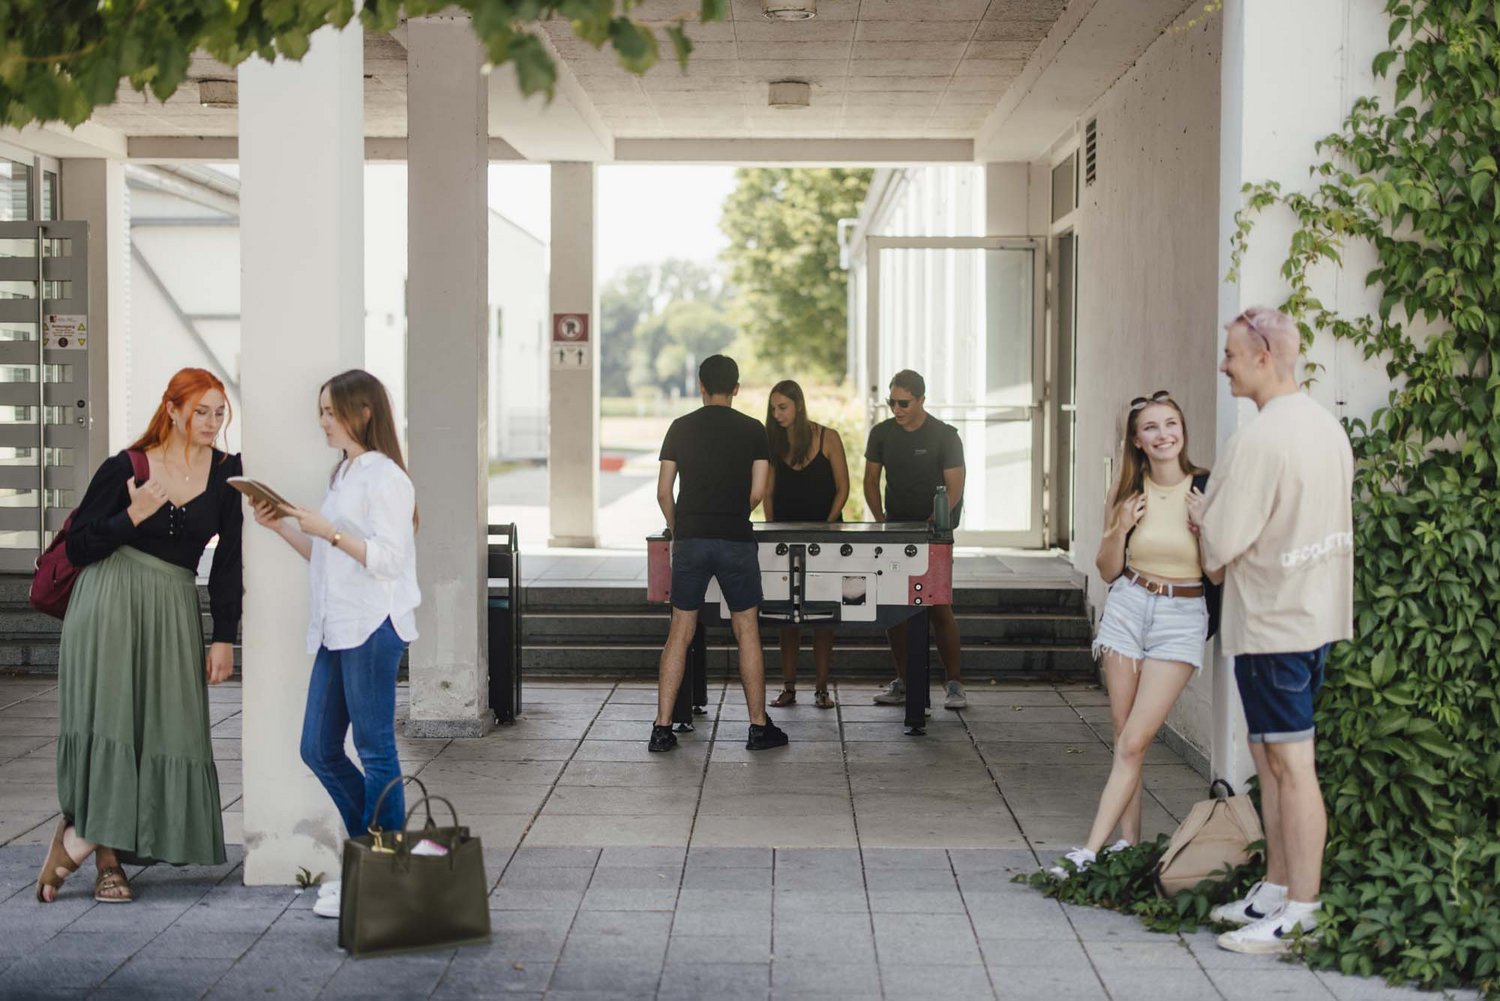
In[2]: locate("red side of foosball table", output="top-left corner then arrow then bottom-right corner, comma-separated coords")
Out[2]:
910,542 -> 953,605
647,537 -> 671,604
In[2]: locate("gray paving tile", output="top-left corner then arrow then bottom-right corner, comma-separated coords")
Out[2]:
773,888 -> 870,913
1210,968 -> 1337,999
770,959 -> 880,995
683,866 -> 773,889
1083,937 -> 1200,970
669,908 -> 773,939
687,846 -> 773,868
773,911 -> 876,963
98,955 -> 237,996
0,953 -> 126,991
880,962 -> 996,1000
658,962 -> 771,1000
578,886 -> 677,911
666,933 -> 774,964
872,912 -> 984,965
432,956 -> 553,998
548,954 -> 663,993
1092,967 -> 1226,1000
985,964 -> 1109,1000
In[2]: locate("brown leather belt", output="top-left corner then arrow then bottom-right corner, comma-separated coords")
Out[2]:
1124,568 -> 1204,598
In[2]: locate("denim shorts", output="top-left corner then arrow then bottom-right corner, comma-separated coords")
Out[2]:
1093,575 -> 1209,671
1234,645 -> 1330,743
671,537 -> 763,613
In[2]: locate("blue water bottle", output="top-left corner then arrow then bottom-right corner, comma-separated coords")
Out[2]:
932,485 -> 951,531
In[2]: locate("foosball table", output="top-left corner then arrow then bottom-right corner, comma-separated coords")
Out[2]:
647,522 -> 953,735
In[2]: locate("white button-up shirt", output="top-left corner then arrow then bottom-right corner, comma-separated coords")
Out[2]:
306,450 -> 421,653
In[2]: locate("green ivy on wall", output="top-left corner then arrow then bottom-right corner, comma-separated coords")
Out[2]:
0,0 -> 728,129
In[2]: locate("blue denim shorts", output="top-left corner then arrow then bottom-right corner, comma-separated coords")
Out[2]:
1092,576 -> 1209,671
671,538 -> 762,613
1234,645 -> 1330,743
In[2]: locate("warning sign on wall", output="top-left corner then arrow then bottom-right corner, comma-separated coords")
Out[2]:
44,314 -> 87,350
551,313 -> 590,369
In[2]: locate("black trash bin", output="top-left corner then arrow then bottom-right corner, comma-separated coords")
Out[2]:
487,523 -> 523,724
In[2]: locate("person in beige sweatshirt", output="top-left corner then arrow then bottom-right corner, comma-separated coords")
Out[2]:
1187,305 -> 1354,956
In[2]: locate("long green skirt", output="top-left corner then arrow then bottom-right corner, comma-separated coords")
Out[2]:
56,545 -> 225,866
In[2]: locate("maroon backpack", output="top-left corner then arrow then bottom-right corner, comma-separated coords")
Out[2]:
30,450 -> 150,619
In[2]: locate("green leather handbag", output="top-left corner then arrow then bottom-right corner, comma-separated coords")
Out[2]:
338,776 -> 491,958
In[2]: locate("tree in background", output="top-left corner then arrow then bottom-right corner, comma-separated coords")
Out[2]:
720,169 -> 873,381
599,259 -> 736,398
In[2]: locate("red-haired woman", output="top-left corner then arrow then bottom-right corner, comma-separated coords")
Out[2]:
36,368 -> 241,904
252,370 -> 419,920
764,379 -> 849,709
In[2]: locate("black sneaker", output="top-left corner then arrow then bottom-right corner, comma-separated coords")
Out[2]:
648,725 -> 678,752
746,717 -> 789,751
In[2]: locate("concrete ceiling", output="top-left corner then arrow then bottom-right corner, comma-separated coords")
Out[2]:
59,0 -> 1200,164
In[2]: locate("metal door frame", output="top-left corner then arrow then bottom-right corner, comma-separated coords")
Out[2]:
865,236 -> 1046,549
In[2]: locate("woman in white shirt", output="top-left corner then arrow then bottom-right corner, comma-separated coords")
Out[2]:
251,370 -> 419,917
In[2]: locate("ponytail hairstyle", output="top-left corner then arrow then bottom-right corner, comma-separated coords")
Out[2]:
766,379 -> 814,467
127,367 -> 231,463
321,369 -> 418,528
1109,393 -> 1207,508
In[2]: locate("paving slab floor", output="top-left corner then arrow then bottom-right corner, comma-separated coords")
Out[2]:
0,676 -> 1477,1000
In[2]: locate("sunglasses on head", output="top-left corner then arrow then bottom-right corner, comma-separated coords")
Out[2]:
886,397 -> 916,409
1130,390 -> 1172,411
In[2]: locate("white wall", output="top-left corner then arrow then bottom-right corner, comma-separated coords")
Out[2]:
1069,9 -> 1223,758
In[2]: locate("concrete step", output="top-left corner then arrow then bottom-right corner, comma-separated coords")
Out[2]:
522,584 -> 1087,615
521,642 -> 1096,678
522,609 -> 1093,644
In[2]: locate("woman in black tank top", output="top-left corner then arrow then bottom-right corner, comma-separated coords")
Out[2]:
764,380 -> 850,709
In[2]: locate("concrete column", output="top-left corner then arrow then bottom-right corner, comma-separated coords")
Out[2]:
59,159 -> 127,454
1213,0 -> 1384,788
547,163 -> 599,547
238,21 -> 364,885
404,15 -> 491,738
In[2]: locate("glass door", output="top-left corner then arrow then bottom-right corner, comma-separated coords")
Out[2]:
865,237 -> 1045,548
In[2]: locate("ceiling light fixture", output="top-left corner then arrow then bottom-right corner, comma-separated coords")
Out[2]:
769,80 -> 812,110
197,79 -> 237,108
763,1 -> 817,21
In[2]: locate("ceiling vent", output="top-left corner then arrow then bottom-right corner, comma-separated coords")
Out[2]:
769,80 -> 811,110
764,1 -> 817,21
1084,118 -> 1099,186
197,79 -> 237,108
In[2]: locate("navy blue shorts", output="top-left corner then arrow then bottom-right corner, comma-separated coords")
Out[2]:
1234,645 -> 1330,743
671,538 -> 762,614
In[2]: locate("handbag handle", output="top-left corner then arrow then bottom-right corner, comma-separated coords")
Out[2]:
367,775 -> 431,838
1209,778 -> 1236,799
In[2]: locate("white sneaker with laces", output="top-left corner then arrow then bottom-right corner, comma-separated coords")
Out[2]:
1102,839 -> 1132,854
313,884 -> 340,919
872,679 -> 905,705
1045,847 -> 1096,880
1209,880 -> 1286,927
1216,902 -> 1318,955
316,879 -> 341,900
943,681 -> 968,710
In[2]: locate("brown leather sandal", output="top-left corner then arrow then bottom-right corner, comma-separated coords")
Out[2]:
814,689 -> 836,710
94,866 -> 133,903
770,688 -> 797,707
35,816 -> 83,903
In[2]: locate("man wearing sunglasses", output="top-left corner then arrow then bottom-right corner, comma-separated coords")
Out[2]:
1191,306 -> 1354,955
863,369 -> 968,710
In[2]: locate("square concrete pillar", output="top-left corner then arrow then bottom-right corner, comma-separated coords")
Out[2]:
404,15 -> 492,738
238,21 -> 365,884
547,163 -> 599,548
59,159 -> 127,455
1213,0 -> 1385,788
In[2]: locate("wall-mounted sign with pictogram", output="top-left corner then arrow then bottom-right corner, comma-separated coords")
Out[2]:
551,312 -> 591,369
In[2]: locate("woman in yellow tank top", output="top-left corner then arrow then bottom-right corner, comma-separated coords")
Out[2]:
1046,391 -> 1224,879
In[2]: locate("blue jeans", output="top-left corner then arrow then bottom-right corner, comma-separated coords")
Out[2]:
300,618 -> 407,837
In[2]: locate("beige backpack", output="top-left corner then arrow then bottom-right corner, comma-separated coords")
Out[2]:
1154,780 -> 1265,897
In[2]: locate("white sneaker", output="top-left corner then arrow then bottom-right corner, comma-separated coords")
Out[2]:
1045,847 -> 1096,880
1102,839 -> 1132,854
1209,880 -> 1286,927
313,885 -> 340,919
872,679 -> 905,705
943,681 -> 968,710
1216,903 -> 1318,955
316,879 -> 341,900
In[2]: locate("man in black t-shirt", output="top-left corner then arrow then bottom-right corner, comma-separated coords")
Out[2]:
863,369 -> 968,710
652,354 -> 788,753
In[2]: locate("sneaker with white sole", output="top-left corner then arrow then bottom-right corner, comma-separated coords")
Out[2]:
1209,880 -> 1286,927
943,681 -> 968,710
1216,903 -> 1317,955
872,679 -> 905,705
312,884 -> 340,919
1045,847 -> 1096,880
1102,839 -> 1132,855
316,879 -> 340,900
